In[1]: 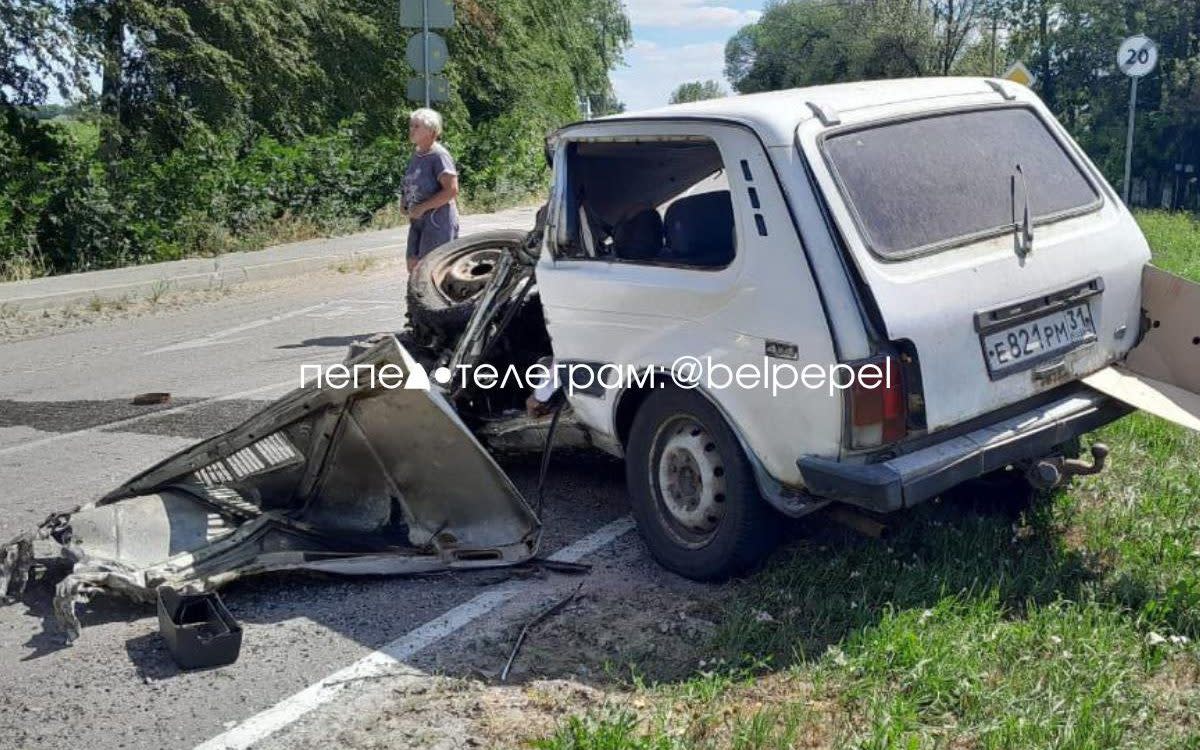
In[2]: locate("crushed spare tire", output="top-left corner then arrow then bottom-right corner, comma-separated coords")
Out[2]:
406,229 -> 529,338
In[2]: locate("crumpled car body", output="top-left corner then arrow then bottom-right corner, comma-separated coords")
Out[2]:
0,336 -> 540,641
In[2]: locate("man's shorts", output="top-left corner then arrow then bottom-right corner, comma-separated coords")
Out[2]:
407,210 -> 460,262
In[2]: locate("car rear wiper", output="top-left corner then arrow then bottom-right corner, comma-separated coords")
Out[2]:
1011,164 -> 1034,257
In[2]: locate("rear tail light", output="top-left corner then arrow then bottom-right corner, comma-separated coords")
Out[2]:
848,355 -> 907,449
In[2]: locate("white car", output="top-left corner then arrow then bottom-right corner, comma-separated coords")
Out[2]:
408,76 -> 1200,580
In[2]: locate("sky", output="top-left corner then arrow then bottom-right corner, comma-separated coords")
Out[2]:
611,0 -> 763,113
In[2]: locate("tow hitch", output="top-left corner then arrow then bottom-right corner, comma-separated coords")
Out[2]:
1025,443 -> 1110,491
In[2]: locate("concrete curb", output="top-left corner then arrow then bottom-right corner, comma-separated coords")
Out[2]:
0,242 -> 408,313
0,206 -> 537,313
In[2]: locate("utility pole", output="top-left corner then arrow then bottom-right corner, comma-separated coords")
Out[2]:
422,0 -> 431,107
402,0 -> 453,105
990,8 -> 999,77
1123,75 -> 1139,204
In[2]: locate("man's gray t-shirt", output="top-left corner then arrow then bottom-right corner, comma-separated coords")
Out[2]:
402,143 -> 459,255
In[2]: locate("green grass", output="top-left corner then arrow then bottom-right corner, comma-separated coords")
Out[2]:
537,210 -> 1200,750
84,294 -> 131,313
48,116 -> 101,152
145,279 -> 172,305
1137,210 -> 1200,279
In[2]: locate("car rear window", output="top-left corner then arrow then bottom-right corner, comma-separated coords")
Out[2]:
822,107 -> 1101,259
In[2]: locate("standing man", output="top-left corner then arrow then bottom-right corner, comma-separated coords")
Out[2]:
402,108 -> 460,271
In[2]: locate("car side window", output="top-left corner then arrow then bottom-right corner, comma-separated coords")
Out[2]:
554,138 -> 737,269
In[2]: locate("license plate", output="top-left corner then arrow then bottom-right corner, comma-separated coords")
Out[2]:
982,303 -> 1096,376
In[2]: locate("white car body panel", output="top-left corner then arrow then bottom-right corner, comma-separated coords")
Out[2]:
537,121 -> 842,485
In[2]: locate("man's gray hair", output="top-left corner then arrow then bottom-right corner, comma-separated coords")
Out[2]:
409,108 -> 444,138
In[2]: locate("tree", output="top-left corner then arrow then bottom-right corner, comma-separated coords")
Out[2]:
930,0 -> 988,75
66,0 -> 409,158
0,0 -> 90,109
724,0 -> 993,93
725,1 -> 852,93
0,0 -> 634,278
997,0 -> 1200,200
670,80 -> 726,104
572,0 -> 632,115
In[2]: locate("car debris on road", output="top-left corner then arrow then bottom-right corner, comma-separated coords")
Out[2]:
156,587 -> 244,669
1,336 -> 541,642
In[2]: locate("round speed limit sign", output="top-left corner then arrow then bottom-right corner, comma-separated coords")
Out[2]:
1118,35 -> 1158,77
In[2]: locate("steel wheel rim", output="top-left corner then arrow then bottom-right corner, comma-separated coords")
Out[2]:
432,247 -> 502,303
650,415 -> 727,547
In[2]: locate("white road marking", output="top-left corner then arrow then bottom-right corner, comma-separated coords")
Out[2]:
145,299 -> 397,355
303,304 -> 398,321
147,302 -> 340,354
0,379 -> 294,457
193,516 -> 638,750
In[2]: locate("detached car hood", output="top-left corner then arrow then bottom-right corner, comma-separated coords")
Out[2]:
0,336 -> 540,642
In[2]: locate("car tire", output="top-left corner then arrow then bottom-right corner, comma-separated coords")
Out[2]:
625,388 -> 779,580
406,230 -> 527,338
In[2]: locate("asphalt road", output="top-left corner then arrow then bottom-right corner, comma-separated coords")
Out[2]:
0,209 -> 640,750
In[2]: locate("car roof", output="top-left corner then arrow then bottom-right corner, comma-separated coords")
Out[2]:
565,77 -> 1028,147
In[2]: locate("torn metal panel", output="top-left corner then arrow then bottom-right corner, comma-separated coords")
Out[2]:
0,335 -> 541,642
0,534 -> 33,600
1084,367 -> 1200,432
1084,265 -> 1200,433
1125,265 -> 1200,393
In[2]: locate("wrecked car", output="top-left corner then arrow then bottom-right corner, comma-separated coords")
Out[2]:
403,77 -> 1200,580
5,77 -> 1200,641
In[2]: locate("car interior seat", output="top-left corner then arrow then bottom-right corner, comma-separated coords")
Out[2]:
663,191 -> 735,267
612,208 -> 664,261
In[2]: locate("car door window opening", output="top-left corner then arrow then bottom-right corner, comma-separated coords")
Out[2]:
556,139 -> 738,269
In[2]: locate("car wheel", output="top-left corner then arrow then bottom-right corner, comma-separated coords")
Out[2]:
625,388 -> 779,580
406,230 -> 527,338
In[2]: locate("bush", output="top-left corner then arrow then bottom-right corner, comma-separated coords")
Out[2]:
0,114 -> 518,279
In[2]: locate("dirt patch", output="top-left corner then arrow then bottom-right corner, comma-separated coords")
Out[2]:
263,672 -> 611,750
1142,655 -> 1200,740
270,655 -> 827,750
422,543 -> 730,686
264,537 -> 738,749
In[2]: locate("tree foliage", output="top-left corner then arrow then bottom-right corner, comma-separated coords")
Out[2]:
726,0 -> 994,93
0,0 -> 90,108
999,0 -> 1200,202
669,79 -> 726,104
0,0 -> 630,278
726,0 -> 1200,208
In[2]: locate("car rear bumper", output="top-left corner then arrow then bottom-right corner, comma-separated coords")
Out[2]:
796,387 -> 1131,513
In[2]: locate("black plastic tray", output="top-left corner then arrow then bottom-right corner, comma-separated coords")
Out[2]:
157,587 -> 243,670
